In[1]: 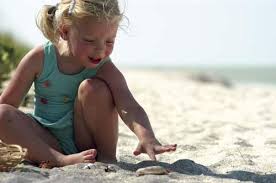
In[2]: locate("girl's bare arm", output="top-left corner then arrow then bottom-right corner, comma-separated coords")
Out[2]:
0,46 -> 44,107
96,61 -> 176,160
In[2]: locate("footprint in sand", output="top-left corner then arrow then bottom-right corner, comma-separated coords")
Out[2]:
234,138 -> 253,147
265,123 -> 276,128
199,133 -> 220,145
181,145 -> 197,151
265,140 -> 276,145
234,125 -> 253,132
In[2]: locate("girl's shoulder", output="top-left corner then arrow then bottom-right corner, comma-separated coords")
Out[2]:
22,44 -> 45,78
24,44 -> 44,60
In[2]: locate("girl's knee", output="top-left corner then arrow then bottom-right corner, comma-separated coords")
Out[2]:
0,104 -> 17,127
78,78 -> 113,102
0,104 -> 15,119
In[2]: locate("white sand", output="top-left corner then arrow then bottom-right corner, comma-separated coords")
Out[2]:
116,69 -> 276,182
2,69 -> 276,182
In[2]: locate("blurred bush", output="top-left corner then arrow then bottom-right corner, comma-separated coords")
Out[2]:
0,33 -> 30,88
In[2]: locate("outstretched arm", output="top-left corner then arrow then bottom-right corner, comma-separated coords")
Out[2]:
96,61 -> 176,160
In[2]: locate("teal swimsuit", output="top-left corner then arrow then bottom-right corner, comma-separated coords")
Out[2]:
28,42 -> 108,154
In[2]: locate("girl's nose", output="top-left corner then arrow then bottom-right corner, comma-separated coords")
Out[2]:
94,49 -> 106,58
95,41 -> 106,51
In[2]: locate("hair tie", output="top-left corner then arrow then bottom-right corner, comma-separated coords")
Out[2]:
47,4 -> 58,20
68,0 -> 76,16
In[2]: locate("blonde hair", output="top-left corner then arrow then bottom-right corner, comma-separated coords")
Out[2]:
36,0 -> 123,44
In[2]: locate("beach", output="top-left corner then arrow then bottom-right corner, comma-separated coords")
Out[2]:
1,69 -> 276,182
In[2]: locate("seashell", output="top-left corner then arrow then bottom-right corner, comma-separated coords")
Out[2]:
39,161 -> 52,169
82,162 -> 117,173
83,163 -> 95,169
136,166 -> 169,176
104,165 -> 117,172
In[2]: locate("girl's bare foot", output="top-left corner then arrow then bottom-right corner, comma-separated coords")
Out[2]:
59,149 -> 97,166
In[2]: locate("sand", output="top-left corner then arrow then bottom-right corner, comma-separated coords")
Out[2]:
1,69 -> 276,183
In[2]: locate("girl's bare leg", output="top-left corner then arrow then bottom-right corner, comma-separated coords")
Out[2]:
74,78 -> 118,163
0,104 -> 96,167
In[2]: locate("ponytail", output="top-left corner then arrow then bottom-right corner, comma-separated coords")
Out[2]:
36,5 -> 59,43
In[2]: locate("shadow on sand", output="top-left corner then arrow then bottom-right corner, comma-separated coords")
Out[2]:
117,159 -> 276,183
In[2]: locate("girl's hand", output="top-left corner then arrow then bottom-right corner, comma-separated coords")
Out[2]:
133,138 -> 177,160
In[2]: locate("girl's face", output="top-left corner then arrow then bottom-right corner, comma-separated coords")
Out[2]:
66,17 -> 119,68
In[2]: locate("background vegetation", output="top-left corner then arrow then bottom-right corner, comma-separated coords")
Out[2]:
0,33 -> 30,88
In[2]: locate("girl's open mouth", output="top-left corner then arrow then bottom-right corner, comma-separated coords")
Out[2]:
88,57 -> 101,64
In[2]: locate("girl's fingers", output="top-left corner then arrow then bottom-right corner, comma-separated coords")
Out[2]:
146,149 -> 156,161
164,144 -> 177,148
134,142 -> 177,159
133,143 -> 143,156
154,146 -> 171,154
154,144 -> 177,154
164,144 -> 177,151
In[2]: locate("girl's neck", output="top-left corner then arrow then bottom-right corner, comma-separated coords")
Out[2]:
54,41 -> 85,75
56,41 -> 72,61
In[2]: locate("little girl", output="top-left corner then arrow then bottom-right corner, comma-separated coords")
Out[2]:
0,0 -> 176,167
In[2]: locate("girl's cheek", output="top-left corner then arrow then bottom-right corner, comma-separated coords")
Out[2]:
78,44 -> 91,55
105,48 -> 113,57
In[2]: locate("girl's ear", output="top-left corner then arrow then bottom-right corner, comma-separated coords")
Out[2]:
59,25 -> 69,40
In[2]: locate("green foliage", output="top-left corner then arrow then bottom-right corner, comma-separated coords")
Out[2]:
0,33 -> 30,88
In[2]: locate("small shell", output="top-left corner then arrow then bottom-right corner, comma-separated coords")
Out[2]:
82,163 -> 116,173
136,166 -> 169,176
83,163 -> 95,169
104,165 -> 117,172
39,161 -> 52,169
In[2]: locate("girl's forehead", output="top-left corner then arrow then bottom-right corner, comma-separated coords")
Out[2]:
74,16 -> 119,34
75,17 -> 119,29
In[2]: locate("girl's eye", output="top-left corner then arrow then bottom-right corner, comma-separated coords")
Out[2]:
106,41 -> 114,45
83,39 -> 95,43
